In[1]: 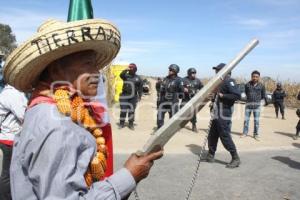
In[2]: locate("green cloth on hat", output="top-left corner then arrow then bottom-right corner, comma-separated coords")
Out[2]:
68,0 -> 94,21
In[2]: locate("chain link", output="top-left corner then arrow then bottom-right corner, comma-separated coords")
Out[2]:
133,189 -> 140,200
133,97 -> 218,200
183,118 -> 212,200
184,96 -> 218,200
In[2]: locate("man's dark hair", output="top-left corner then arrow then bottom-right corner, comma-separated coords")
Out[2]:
251,70 -> 260,76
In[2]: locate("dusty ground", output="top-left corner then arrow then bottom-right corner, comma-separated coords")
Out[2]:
109,81 -> 300,199
110,78 -> 300,154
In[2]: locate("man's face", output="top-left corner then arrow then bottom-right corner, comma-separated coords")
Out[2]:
52,50 -> 100,97
251,73 -> 260,83
129,68 -> 136,75
190,73 -> 196,79
168,69 -> 175,76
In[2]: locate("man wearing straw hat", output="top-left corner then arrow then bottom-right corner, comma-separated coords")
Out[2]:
4,0 -> 163,199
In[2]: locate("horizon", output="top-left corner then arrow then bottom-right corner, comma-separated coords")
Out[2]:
0,0 -> 299,82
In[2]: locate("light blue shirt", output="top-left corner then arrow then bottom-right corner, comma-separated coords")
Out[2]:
10,103 -> 136,200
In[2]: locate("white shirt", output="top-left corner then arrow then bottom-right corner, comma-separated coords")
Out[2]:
0,84 -> 28,145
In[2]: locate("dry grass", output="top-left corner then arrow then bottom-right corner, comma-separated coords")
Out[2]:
264,80 -> 300,108
197,77 -> 299,108
235,77 -> 300,108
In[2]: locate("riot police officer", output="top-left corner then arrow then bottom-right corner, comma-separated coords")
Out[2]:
119,63 -> 143,130
182,68 -> 204,132
157,64 -> 184,129
206,63 -> 241,168
272,83 -> 286,119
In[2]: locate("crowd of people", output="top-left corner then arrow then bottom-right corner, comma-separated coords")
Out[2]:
118,62 -> 298,137
115,61 -> 300,170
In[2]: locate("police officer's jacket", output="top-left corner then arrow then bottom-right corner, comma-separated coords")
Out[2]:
272,89 -> 286,103
182,76 -> 203,101
120,70 -> 143,99
216,76 -> 241,109
160,75 -> 184,103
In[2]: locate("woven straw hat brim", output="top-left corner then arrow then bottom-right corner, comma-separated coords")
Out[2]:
3,19 -> 121,92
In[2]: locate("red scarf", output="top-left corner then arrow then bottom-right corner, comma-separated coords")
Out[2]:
28,85 -> 114,178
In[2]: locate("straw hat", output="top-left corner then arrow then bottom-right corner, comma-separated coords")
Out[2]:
3,18 -> 121,92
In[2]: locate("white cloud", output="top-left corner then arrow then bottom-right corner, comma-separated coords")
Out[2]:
0,7 -> 64,43
261,29 -> 300,49
117,40 -> 175,59
237,19 -> 267,27
257,0 -> 300,6
265,29 -> 300,39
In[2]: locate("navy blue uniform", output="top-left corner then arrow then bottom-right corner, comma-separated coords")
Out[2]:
119,69 -> 143,125
272,89 -> 286,118
157,76 -> 184,128
208,76 -> 241,156
181,77 -> 203,125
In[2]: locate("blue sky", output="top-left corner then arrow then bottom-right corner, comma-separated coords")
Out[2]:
0,0 -> 299,82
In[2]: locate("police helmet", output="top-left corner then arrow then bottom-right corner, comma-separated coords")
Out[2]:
187,68 -> 197,75
168,64 -> 180,74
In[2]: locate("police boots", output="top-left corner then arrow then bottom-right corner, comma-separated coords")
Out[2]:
226,152 -> 240,168
205,153 -> 215,163
118,121 -> 125,129
128,121 -> 135,130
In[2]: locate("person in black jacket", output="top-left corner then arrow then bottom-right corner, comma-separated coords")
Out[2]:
157,64 -> 184,129
242,70 -> 266,140
182,68 -> 204,132
206,63 -> 241,168
272,83 -> 286,119
293,91 -> 300,140
155,77 -> 163,109
119,63 -> 143,130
